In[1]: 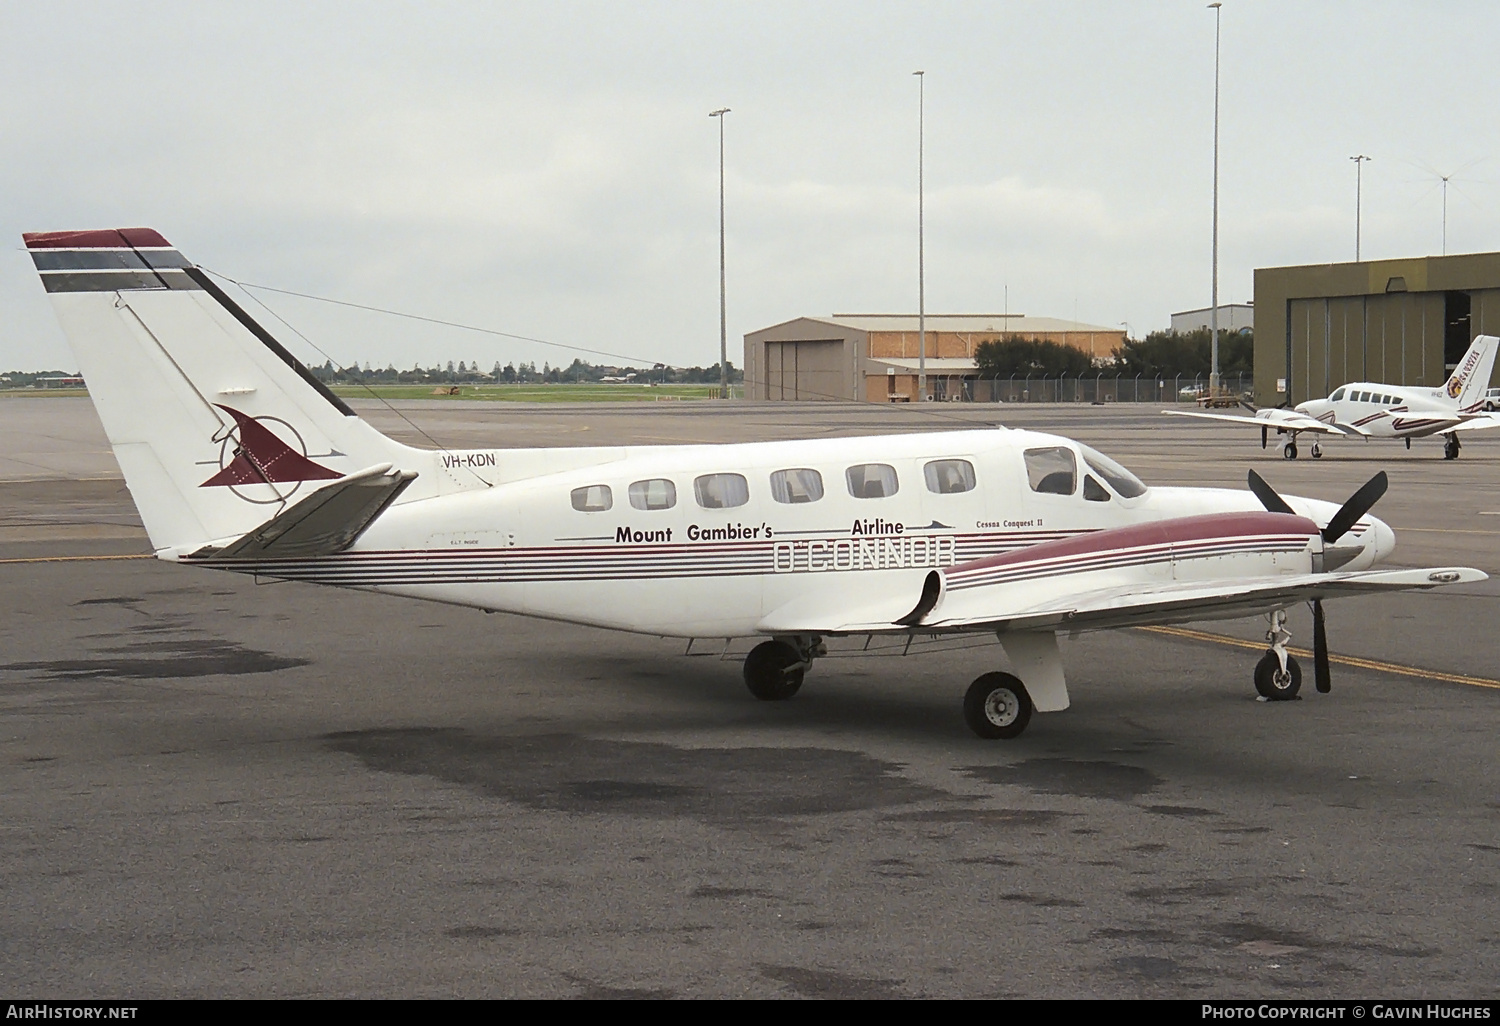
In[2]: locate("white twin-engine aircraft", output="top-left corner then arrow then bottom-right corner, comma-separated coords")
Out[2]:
26,228 -> 1488,739
1166,333 -> 1500,461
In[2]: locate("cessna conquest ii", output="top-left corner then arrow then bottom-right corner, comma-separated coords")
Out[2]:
1166,333 -> 1500,461
25,228 -> 1487,739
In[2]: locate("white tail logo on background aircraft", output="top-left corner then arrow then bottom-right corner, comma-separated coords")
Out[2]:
25,228 -> 1487,739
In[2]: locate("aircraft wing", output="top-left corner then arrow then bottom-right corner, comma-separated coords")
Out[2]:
1163,409 -> 1348,435
757,566 -> 1486,636
196,463 -> 417,561
920,566 -> 1486,633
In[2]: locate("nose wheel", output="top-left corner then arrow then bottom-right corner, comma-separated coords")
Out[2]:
1254,609 -> 1302,701
1310,441 -> 1322,459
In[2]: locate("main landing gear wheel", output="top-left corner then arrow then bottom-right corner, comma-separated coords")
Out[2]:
1443,434 -> 1460,461
744,640 -> 805,701
1254,651 -> 1302,701
963,672 -> 1033,739
1283,441 -> 1298,460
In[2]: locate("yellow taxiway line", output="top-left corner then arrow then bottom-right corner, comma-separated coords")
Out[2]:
1140,624 -> 1500,691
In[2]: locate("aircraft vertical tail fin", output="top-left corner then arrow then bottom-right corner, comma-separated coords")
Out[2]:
24,228 -> 414,555
1441,334 -> 1499,412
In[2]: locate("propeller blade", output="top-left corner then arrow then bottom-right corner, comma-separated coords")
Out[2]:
1261,424 -> 1268,449
1322,471 -> 1389,543
1312,599 -> 1331,693
1247,469 -> 1295,515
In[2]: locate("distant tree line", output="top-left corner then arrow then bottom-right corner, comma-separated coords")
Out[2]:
310,358 -> 742,386
974,328 -> 1253,379
0,370 -> 80,386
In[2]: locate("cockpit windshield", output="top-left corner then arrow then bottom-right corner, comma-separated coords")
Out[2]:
1079,445 -> 1148,498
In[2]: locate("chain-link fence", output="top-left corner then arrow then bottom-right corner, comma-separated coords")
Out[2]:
932,372 -> 1253,404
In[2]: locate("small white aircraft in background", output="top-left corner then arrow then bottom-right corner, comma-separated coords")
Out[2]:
1165,333 -> 1500,460
25,228 -> 1487,739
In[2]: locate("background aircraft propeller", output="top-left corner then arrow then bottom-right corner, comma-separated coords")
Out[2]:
1246,469 -> 1391,694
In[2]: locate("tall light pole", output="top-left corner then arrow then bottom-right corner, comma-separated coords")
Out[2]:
1351,154 -> 1371,261
914,70 -> 926,402
710,108 -> 731,398
1208,2 -> 1222,397
1441,172 -> 1450,255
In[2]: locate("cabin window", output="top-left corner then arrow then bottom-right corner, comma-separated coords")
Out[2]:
694,473 -> 749,509
628,478 -> 677,511
1331,387 -> 1346,401
1358,391 -> 1371,402
570,484 -> 612,512
1080,445 -> 1147,498
1391,396 -> 1403,405
1083,475 -> 1110,502
770,468 -> 824,504
924,459 -> 976,495
846,463 -> 899,499
1024,447 -> 1076,495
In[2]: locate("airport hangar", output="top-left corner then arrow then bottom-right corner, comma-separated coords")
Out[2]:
1254,250 -> 1500,406
743,314 -> 1125,403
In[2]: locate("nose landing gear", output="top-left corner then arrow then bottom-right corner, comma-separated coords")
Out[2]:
1254,609 -> 1302,700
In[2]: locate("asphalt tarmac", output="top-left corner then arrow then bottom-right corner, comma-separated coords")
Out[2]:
2,396 -> 1497,998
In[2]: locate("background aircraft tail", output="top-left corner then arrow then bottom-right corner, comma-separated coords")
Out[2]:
1440,334 -> 1499,412
24,228 -> 413,555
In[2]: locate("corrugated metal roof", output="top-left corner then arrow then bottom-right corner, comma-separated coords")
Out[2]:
819,314 -> 1123,334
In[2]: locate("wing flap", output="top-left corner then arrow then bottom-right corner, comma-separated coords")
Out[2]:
202,463 -> 417,561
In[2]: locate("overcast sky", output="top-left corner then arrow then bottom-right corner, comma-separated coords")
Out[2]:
4,1 -> 1498,373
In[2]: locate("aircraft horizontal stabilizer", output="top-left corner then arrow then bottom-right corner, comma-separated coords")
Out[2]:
1448,413 -> 1500,433
193,464 -> 417,561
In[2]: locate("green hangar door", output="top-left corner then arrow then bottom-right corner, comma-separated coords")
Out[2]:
763,339 -> 847,401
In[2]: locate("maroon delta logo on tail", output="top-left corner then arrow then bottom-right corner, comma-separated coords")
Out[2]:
201,405 -> 341,494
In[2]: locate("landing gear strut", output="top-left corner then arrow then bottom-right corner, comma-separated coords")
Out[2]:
1254,609 -> 1302,701
743,637 -> 820,701
1443,433 -> 1461,461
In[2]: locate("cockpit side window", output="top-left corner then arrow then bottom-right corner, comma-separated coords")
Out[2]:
1079,445 -> 1148,498
1024,447 -> 1076,495
1083,475 -> 1110,502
